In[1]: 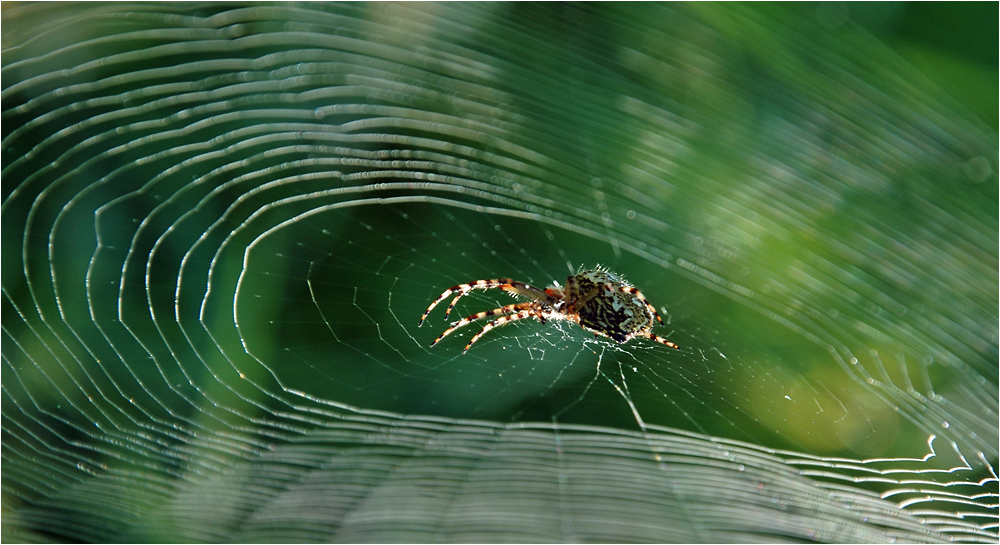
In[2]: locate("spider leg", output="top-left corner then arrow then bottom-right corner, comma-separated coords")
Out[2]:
430,302 -> 534,346
419,278 -> 551,325
606,285 -> 663,324
574,285 -> 604,308
491,280 -> 552,310
463,310 -> 540,353
644,333 -> 680,349
564,274 -> 580,300
419,278 -> 513,326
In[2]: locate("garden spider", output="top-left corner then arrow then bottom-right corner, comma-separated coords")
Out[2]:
419,267 -> 680,352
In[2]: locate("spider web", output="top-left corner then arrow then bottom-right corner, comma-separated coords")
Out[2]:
2,2 -> 997,542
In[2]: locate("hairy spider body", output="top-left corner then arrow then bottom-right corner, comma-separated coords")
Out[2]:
419,268 -> 679,352
572,270 -> 656,343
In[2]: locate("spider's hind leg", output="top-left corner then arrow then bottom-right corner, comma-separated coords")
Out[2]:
645,333 -> 680,349
607,285 -> 664,324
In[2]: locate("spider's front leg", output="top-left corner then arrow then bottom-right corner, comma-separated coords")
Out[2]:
430,302 -> 534,346
463,310 -> 540,353
419,279 -> 515,326
418,278 -> 551,326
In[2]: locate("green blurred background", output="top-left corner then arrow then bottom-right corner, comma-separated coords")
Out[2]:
2,2 -> 996,542
778,2 -> 997,130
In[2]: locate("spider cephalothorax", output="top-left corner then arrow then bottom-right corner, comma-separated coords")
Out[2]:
419,268 -> 680,352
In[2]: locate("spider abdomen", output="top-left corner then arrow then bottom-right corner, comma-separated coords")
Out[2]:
576,282 -> 653,342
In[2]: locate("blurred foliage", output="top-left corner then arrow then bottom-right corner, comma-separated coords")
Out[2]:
790,1 -> 999,131
2,2 -> 996,542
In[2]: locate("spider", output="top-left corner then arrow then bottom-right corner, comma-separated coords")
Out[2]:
418,267 -> 680,353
